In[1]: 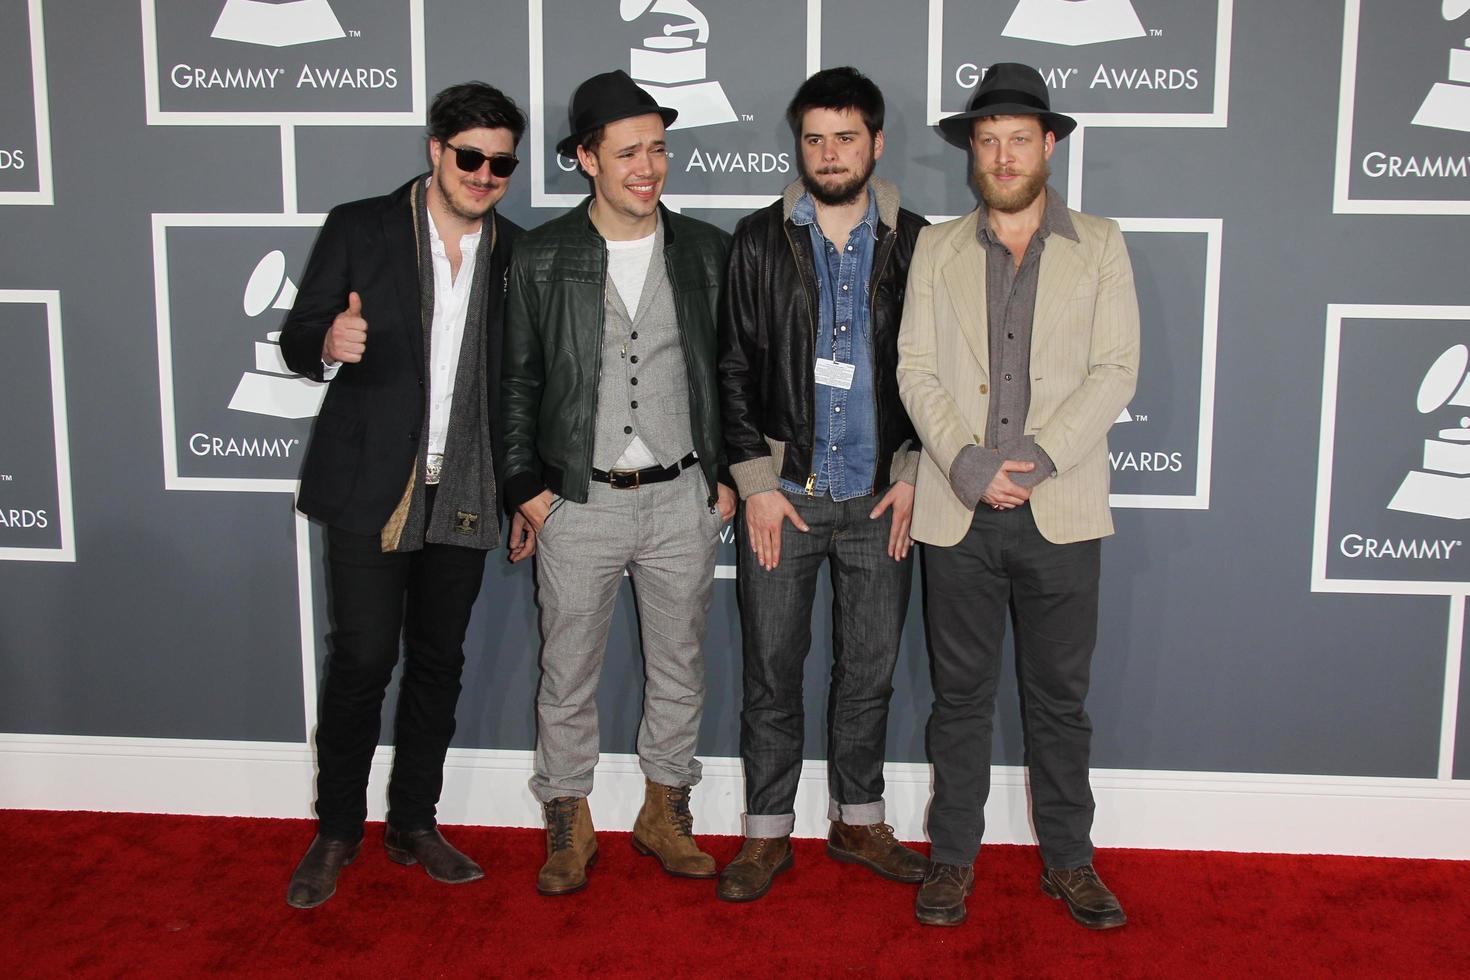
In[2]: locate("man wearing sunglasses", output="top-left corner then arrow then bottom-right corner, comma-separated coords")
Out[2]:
279,82 -> 535,909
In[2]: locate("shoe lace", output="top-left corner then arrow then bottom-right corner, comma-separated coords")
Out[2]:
1059,864 -> 1101,887
869,822 -> 900,845
545,798 -> 578,852
928,862 -> 969,887
663,784 -> 695,837
742,837 -> 774,861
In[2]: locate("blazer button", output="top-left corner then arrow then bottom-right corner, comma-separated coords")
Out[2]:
979,384 -> 988,395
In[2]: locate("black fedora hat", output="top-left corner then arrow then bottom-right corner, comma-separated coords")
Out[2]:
937,62 -> 1077,147
556,69 -> 678,158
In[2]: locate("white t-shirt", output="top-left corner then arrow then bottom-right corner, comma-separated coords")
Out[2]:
606,232 -> 656,317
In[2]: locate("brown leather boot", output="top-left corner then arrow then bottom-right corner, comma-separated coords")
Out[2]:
826,820 -> 929,883
536,796 -> 597,896
285,834 -> 361,909
631,778 -> 717,878
715,836 -> 793,902
1041,864 -> 1127,929
915,862 -> 974,926
384,826 -> 483,884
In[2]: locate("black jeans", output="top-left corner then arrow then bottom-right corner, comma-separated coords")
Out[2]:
923,502 -> 1100,869
736,491 -> 913,836
313,508 -> 488,841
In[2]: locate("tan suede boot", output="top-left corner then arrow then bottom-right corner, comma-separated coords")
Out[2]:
630,778 -> 717,878
536,796 -> 597,896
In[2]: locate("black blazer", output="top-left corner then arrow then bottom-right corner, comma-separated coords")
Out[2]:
280,175 -> 521,536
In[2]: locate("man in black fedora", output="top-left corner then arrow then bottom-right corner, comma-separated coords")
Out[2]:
898,62 -> 1140,928
500,69 -> 735,895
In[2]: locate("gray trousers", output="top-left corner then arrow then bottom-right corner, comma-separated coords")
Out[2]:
529,467 -> 720,802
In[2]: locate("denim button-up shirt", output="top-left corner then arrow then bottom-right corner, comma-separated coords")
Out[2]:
784,189 -> 880,501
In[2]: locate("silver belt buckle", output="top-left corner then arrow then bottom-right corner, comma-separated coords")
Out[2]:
607,468 -> 640,489
425,453 -> 445,485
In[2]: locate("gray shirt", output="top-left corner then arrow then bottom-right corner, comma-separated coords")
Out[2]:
949,187 -> 1075,508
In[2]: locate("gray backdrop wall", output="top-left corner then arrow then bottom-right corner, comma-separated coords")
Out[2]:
2,0 -> 1468,852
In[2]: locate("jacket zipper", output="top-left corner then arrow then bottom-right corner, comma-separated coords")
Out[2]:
782,220 -> 820,494
585,231 -> 607,497
664,245 -> 717,510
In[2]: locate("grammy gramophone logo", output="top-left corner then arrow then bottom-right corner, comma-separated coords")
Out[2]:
211,0 -> 346,48
1002,0 -> 1145,47
1388,343 -> 1470,521
621,0 -> 737,130
1412,0 -> 1470,133
227,251 -> 326,420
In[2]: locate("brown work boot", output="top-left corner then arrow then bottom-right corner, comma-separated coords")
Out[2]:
631,778 -> 717,878
1041,863 -> 1127,929
536,796 -> 597,896
915,862 -> 974,926
715,836 -> 793,903
826,820 -> 929,883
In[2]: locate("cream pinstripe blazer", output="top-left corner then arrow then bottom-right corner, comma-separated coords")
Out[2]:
897,206 -> 1140,546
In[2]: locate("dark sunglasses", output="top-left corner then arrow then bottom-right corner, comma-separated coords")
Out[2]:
444,142 -> 519,178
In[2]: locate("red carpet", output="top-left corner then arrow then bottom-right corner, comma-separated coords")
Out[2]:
2,810 -> 1468,978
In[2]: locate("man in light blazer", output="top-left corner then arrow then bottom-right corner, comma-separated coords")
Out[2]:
897,63 -> 1139,929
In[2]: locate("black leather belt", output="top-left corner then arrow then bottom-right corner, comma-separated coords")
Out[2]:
591,452 -> 697,489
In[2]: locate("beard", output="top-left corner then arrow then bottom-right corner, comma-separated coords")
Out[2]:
974,159 -> 1050,214
433,169 -> 497,223
800,153 -> 877,207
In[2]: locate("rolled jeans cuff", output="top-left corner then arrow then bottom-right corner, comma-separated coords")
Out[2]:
827,799 -> 885,825
743,812 -> 796,838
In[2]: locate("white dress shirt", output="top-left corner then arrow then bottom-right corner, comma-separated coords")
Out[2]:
425,214 -> 481,456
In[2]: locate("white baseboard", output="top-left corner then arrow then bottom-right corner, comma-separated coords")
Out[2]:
3,733 -> 1468,859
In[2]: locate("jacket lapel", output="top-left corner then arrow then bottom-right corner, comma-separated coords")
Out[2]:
940,217 -> 990,377
384,186 -> 425,369
1032,232 -> 1084,354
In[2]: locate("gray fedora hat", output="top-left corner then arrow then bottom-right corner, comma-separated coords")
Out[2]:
937,62 -> 1077,147
556,69 -> 678,158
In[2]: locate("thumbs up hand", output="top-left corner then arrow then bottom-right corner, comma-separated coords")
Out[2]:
322,291 -> 368,364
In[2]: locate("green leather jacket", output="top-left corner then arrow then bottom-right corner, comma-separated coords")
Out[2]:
499,199 -> 730,507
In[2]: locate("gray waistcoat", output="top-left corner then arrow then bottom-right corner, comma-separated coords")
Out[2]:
593,220 -> 696,471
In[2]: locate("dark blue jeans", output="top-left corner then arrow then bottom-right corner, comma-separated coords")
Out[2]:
923,502 -> 1101,869
736,490 -> 913,837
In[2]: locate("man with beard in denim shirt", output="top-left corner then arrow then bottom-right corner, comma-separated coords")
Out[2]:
717,67 -> 929,902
